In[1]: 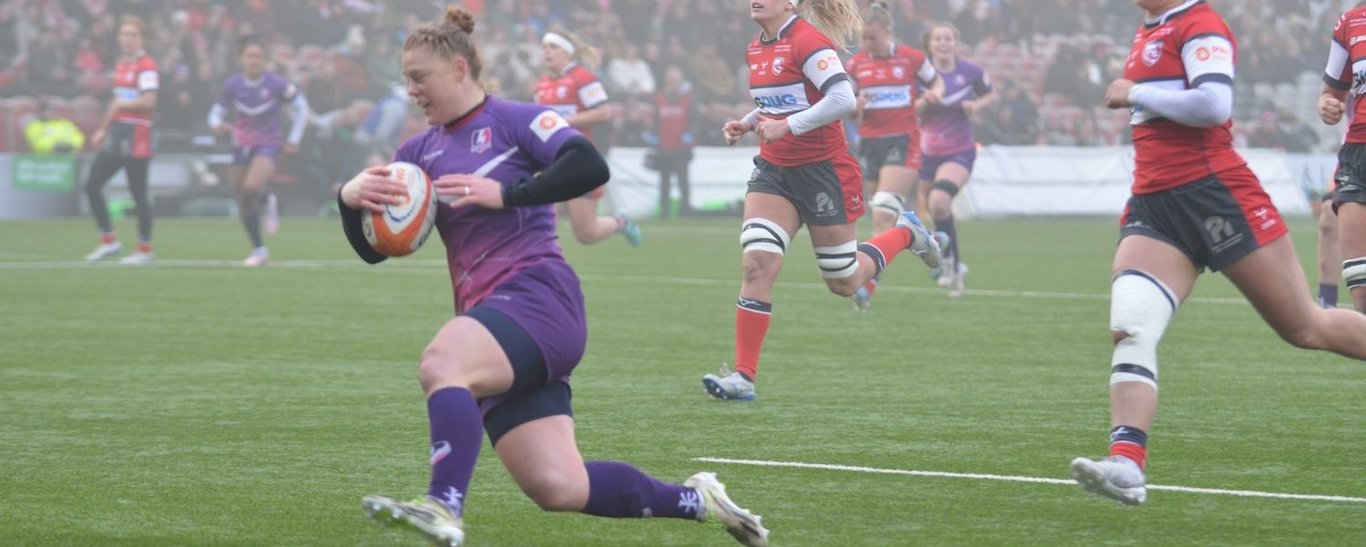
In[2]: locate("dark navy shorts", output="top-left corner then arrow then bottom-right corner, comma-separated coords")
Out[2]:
919,148 -> 976,181
232,144 -> 281,165
1332,142 -> 1366,214
747,154 -> 865,226
1119,167 -> 1288,272
858,133 -> 921,178
465,262 -> 586,444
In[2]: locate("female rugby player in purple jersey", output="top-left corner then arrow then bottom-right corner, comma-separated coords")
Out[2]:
916,22 -> 994,298
336,7 -> 767,547
209,35 -> 309,267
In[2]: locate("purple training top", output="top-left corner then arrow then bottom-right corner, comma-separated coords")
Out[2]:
217,71 -> 297,147
920,59 -> 991,156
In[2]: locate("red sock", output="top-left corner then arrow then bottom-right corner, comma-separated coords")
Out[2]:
1109,442 -> 1147,469
136,241 -> 152,254
862,277 -> 879,298
100,233 -> 118,245
734,298 -> 772,381
861,226 -> 913,271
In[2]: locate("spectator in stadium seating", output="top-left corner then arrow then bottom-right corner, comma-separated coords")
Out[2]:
702,0 -> 945,402
536,26 -> 642,246
606,42 -> 655,96
341,9 -> 768,546
83,15 -> 159,265
26,26 -> 73,96
978,78 -> 1038,145
1071,0 -> 1366,508
23,96 -> 85,154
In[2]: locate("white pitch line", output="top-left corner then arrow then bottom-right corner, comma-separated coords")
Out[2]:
694,457 -> 1366,504
0,258 -> 1253,306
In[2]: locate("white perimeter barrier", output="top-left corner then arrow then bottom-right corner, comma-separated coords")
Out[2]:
604,146 -> 1334,219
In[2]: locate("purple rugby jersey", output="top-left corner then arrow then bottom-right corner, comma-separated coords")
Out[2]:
920,59 -> 991,156
218,71 -> 296,147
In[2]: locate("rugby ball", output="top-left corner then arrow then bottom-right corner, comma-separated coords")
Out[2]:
363,161 -> 437,257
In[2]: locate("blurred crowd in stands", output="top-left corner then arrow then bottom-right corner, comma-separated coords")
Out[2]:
0,0 -> 1353,185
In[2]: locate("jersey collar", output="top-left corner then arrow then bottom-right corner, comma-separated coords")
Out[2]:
1144,0 -> 1202,28
761,15 -> 799,44
442,95 -> 490,131
559,62 -> 580,77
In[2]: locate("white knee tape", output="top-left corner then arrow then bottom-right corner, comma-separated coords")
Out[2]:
740,218 -> 791,255
1343,258 -> 1366,288
1109,269 -> 1177,390
814,241 -> 860,279
871,191 -> 905,217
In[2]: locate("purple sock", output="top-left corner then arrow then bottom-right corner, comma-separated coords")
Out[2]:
426,387 -> 483,516
582,461 -> 702,520
936,215 -> 958,264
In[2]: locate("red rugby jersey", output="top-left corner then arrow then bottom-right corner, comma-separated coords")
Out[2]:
534,63 -> 609,141
111,52 -> 158,125
847,42 -> 935,138
746,16 -> 850,166
1324,4 -> 1366,144
1123,0 -> 1243,194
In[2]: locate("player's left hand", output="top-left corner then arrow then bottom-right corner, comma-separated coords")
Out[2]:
1105,79 -> 1136,109
436,173 -> 504,210
755,117 -> 791,144
283,143 -> 300,156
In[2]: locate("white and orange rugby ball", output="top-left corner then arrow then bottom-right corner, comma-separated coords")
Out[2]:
363,161 -> 437,257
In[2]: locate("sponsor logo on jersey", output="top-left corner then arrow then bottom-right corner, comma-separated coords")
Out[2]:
1142,40 -> 1163,66
531,110 -> 570,142
470,127 -> 492,154
755,94 -> 800,108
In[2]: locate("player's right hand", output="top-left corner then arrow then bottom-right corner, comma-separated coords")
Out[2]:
340,165 -> 406,213
1319,95 -> 1346,125
213,123 -> 232,135
723,120 -> 751,146
90,129 -> 106,150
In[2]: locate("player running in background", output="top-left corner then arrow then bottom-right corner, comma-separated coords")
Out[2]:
340,8 -> 767,546
1070,0 -> 1366,507
83,15 -> 158,265
847,0 -> 943,311
1313,179 -> 1341,309
208,35 -> 310,267
701,0 -> 944,401
1319,1 -> 1366,313
536,28 -> 643,247
916,21 -> 993,298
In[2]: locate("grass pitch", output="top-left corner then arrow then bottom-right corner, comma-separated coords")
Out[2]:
1,214 -> 1363,546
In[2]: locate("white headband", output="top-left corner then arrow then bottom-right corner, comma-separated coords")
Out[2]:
542,33 -> 576,56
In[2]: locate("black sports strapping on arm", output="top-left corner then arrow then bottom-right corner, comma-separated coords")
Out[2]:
339,197 -> 388,264
501,136 -> 609,207
340,135 -> 607,263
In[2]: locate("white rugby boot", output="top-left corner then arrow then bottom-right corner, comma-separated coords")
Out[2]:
947,261 -> 968,298
85,241 -> 122,262
361,495 -> 465,546
702,364 -> 756,401
119,251 -> 155,265
898,211 -> 942,269
242,247 -> 269,267
685,472 -> 769,547
1070,456 -> 1147,506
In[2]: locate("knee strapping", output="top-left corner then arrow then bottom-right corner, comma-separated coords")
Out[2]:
871,191 -> 905,217
1109,269 -> 1177,390
932,179 -> 960,198
814,241 -> 859,279
740,218 -> 791,255
1344,258 -> 1366,289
